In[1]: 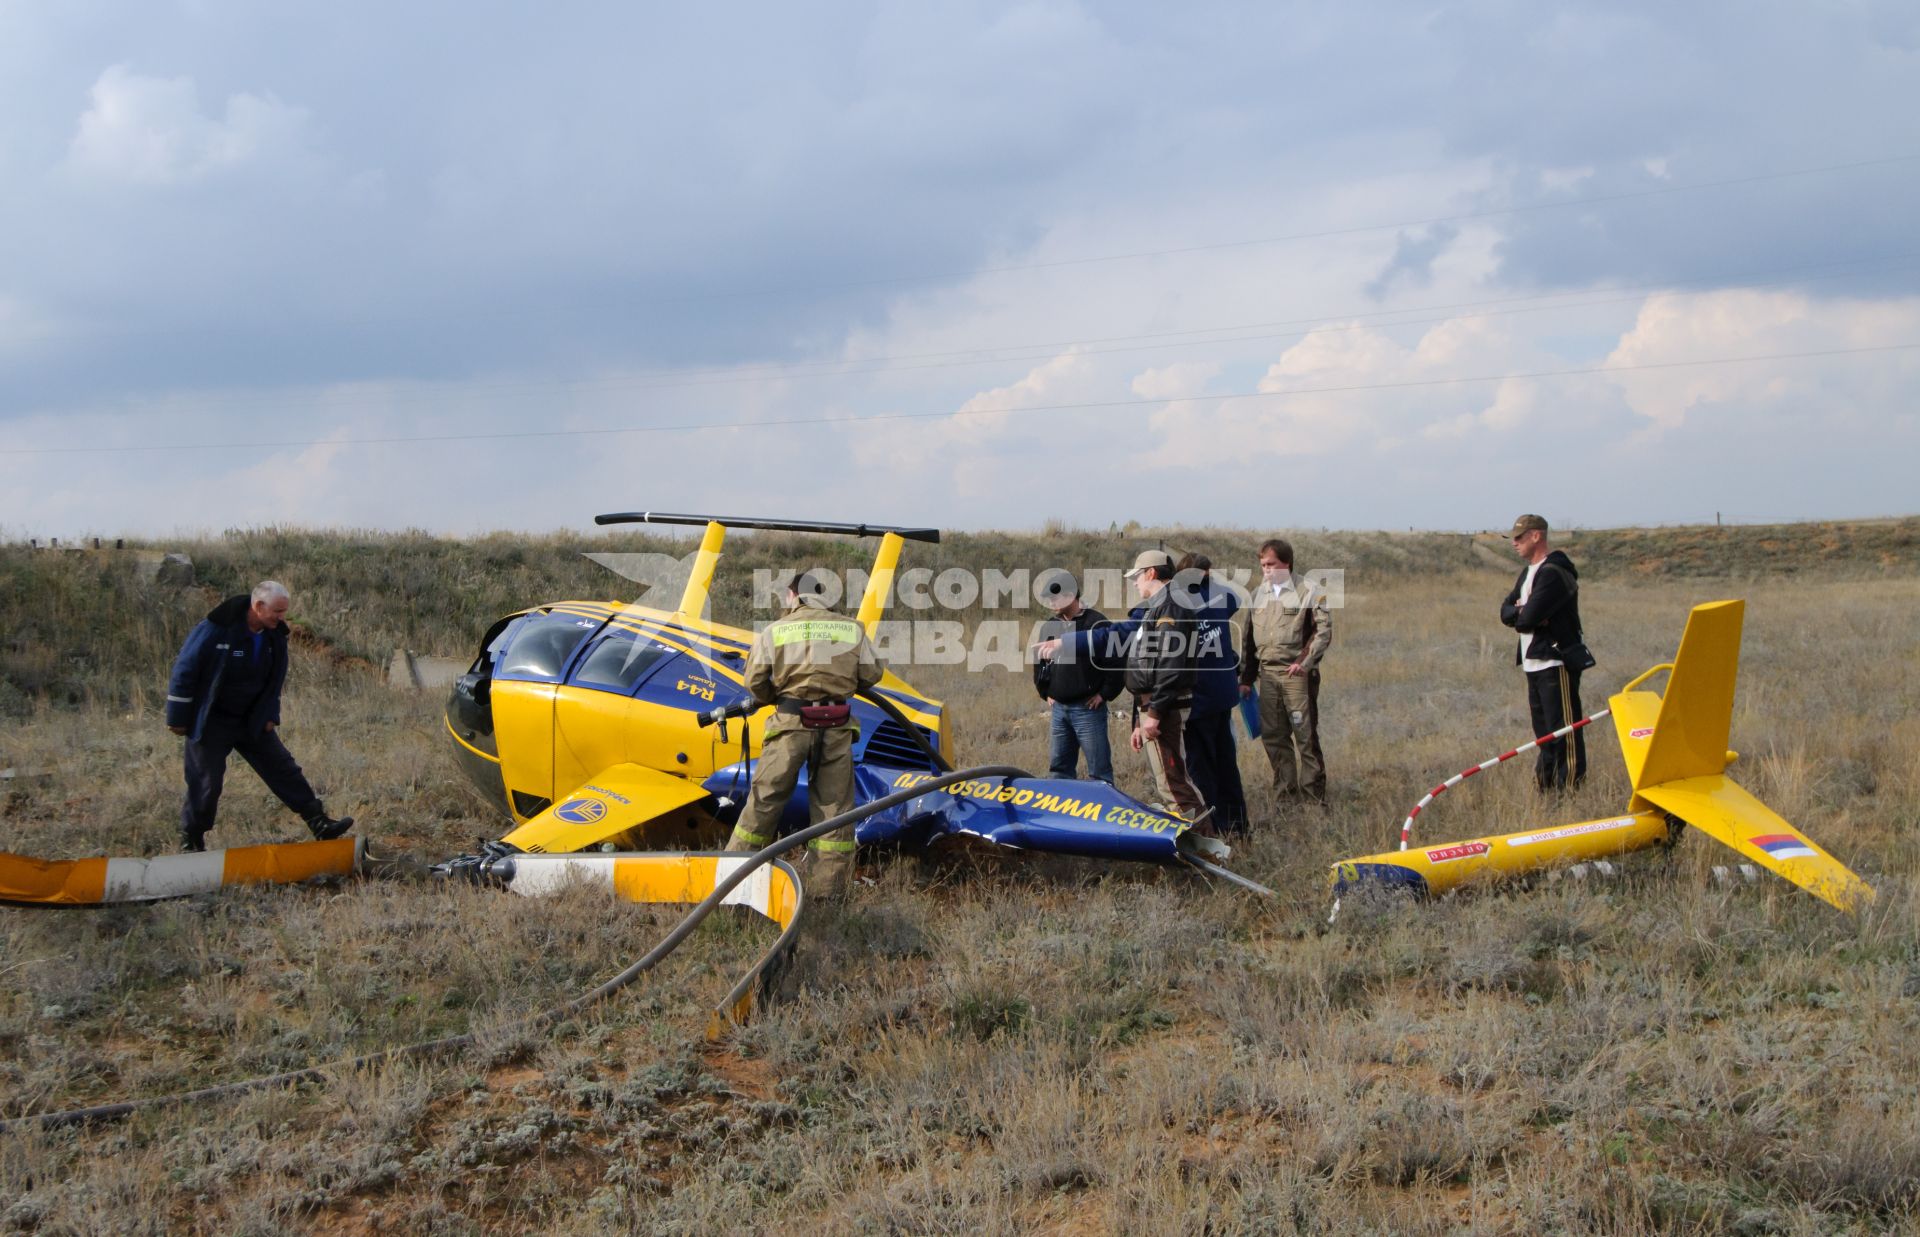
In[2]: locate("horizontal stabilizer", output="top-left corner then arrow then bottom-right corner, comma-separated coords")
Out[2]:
1638,775 -> 1874,913
1609,688 -> 1663,790
502,763 -> 708,855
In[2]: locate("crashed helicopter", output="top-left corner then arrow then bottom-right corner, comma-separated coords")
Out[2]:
437,512 -> 1256,890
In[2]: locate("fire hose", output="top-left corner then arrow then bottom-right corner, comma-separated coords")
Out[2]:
1,764 -> 1029,1134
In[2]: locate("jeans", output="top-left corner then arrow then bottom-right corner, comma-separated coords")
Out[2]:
1048,700 -> 1114,783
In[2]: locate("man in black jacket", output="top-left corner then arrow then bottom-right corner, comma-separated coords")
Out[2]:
166,582 -> 354,852
1499,515 -> 1588,791
1031,573 -> 1123,782
1122,550 -> 1208,824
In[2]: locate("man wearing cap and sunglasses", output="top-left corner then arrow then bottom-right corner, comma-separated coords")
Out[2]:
1500,514 -> 1590,792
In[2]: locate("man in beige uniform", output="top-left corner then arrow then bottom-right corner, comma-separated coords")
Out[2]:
1235,538 -> 1332,804
724,571 -> 884,897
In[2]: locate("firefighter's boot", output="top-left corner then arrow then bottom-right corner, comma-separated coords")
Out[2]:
805,833 -> 857,900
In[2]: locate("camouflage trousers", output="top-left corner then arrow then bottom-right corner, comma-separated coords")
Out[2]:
1257,667 -> 1326,802
1142,705 -> 1209,826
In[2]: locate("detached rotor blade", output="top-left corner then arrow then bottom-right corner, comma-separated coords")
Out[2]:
595,512 -> 939,543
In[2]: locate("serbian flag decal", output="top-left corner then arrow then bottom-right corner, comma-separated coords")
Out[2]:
1751,833 -> 1819,861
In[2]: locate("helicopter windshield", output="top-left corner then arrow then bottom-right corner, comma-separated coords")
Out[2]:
494,611 -> 600,682
570,628 -> 672,694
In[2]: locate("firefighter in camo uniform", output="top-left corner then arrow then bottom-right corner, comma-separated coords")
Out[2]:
724,571 -> 884,897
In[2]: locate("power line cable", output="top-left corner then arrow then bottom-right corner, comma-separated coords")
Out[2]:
607,152 -> 1920,300
621,254 -> 1920,389
11,150 -> 1918,345
435,251 -> 1916,388
5,342 -> 1911,457
25,251 -> 1918,421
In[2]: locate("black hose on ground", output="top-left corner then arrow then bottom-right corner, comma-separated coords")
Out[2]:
1,764 -> 1032,1134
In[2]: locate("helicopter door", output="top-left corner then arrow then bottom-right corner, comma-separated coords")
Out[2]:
449,614 -> 519,749
488,610 -> 603,821
553,627 -> 673,793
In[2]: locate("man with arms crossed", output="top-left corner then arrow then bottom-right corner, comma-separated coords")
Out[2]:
1499,514 -> 1589,791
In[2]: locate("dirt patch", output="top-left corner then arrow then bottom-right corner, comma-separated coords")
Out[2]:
701,1046 -> 777,1101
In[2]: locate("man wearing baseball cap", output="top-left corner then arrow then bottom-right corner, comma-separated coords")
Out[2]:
1499,514 -> 1590,791
1121,549 -> 1208,823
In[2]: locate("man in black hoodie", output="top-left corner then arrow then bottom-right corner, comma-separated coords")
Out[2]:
165,581 -> 354,852
1499,515 -> 1588,791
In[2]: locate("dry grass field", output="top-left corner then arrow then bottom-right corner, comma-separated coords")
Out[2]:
1,520 -> 1916,1234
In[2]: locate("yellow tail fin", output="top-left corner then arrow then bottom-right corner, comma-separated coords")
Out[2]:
1610,599 -> 1873,913
1633,598 -> 1741,790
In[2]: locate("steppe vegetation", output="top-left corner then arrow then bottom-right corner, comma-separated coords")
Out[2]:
1,518 -> 1916,1234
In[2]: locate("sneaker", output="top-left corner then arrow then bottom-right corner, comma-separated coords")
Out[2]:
179,835 -> 206,854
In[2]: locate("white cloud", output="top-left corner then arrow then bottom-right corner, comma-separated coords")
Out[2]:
64,65 -> 312,185
1129,360 -> 1218,400
1144,311 -> 1579,466
1537,165 -> 1595,193
1606,290 -> 1920,431
849,350 -> 1097,499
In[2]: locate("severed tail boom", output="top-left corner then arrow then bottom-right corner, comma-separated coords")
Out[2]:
1332,600 -> 1873,913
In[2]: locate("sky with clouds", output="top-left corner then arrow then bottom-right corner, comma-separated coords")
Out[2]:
2,1 -> 1917,539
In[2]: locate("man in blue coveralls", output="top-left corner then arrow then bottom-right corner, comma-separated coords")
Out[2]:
1174,553 -> 1249,834
166,581 -> 353,852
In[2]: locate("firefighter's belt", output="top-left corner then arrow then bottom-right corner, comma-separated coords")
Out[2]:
777,697 -> 852,729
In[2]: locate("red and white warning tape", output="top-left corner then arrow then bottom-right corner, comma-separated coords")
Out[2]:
1397,709 -> 1611,851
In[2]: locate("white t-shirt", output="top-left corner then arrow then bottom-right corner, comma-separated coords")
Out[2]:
1518,561 -> 1563,672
